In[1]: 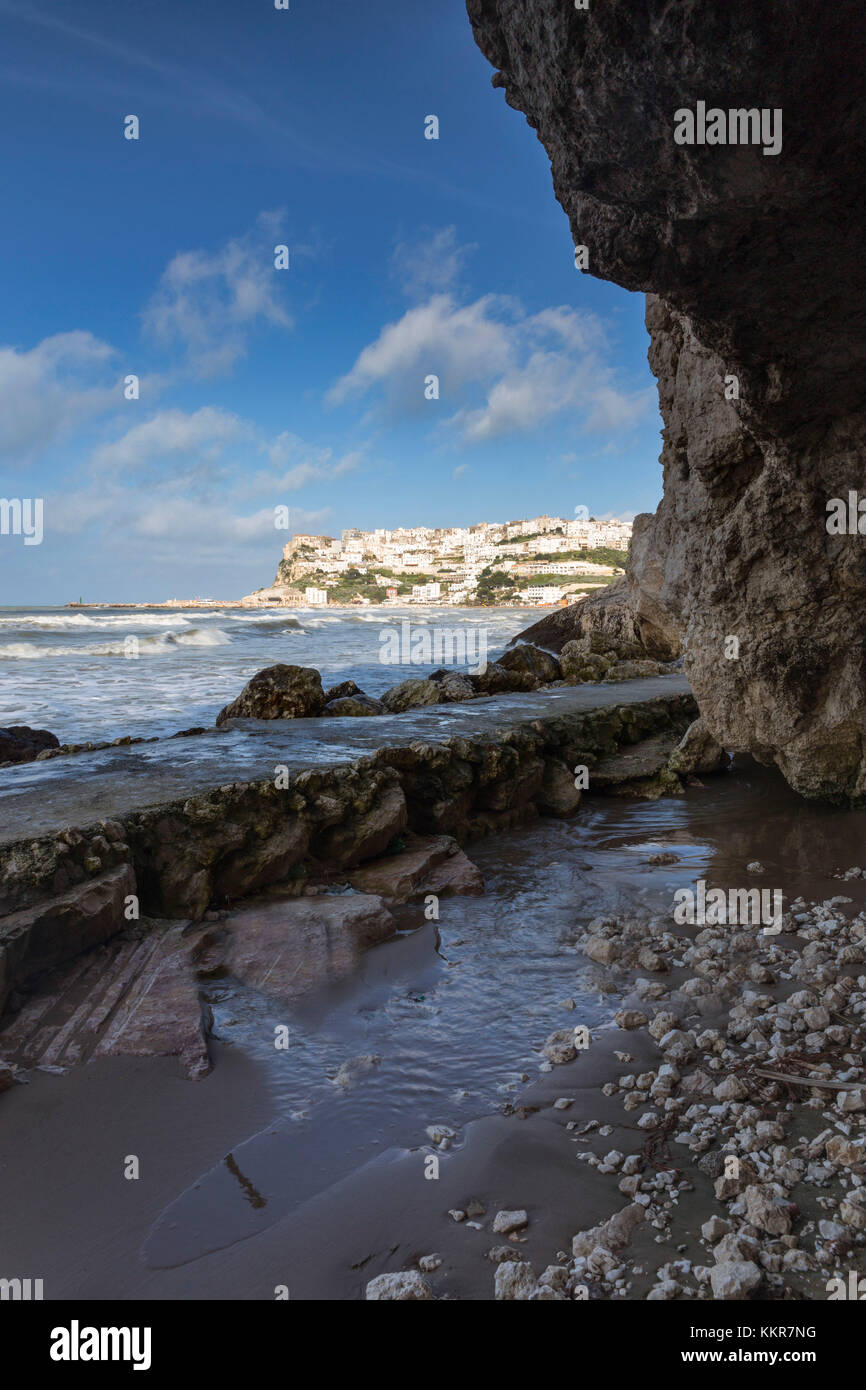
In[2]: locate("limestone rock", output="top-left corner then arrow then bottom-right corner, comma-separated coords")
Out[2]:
604,660 -> 658,683
509,579 -> 678,662
419,850 -> 484,898
94,931 -> 211,1079
432,670 -> 477,703
365,1271 -> 433,1301
840,1191 -> 866,1230
493,1208 -> 528,1234
572,1202 -> 645,1258
323,680 -> 363,703
743,1185 -> 792,1236
216,664 -> 325,725
347,835 -> 481,901
543,1030 -> 577,1065
710,1261 -> 762,1301
584,936 -> 619,965
559,645 -> 613,683
495,1261 -> 537,1300
470,660 -> 535,694
311,778 -> 407,868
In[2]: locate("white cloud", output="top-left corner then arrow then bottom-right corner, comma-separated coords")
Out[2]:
91,406 -> 251,479
328,293 -> 513,408
49,409 -> 352,570
329,293 -> 652,443
142,216 -> 293,376
584,386 -> 656,433
251,433 -> 363,494
0,331 -> 118,461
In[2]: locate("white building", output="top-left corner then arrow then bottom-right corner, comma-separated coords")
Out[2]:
305,587 -> 329,606
523,585 -> 564,604
412,582 -> 441,601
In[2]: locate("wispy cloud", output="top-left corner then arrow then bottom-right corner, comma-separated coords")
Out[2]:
390,226 -> 477,301
142,215 -> 293,377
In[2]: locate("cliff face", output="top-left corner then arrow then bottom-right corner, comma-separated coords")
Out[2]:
467,0 -> 866,800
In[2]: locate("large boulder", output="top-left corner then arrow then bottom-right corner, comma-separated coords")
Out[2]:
508,579 -> 678,662
380,678 -> 443,713
498,642 -> 562,685
467,0 -> 866,800
216,664 -> 325,725
0,726 -> 60,765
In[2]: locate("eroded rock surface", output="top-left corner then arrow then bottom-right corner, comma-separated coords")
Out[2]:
511,579 -> 678,663
347,834 -> 484,900
467,0 -> 866,800
216,664 -> 325,725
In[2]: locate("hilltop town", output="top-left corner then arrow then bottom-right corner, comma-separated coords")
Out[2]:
242,513 -> 633,608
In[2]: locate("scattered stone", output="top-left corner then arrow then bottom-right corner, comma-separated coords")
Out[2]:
709,1261 -> 761,1300
615,1009 -> 648,1030
365,1271 -> 433,1301
493,1209 -> 528,1235
494,1261 -> 537,1300
543,1030 -> 577,1064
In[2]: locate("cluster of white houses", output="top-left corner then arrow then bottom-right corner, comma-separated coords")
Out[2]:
242,513 -> 632,608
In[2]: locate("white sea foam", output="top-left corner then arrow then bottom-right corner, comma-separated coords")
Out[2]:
0,612 -> 193,631
0,628 -> 232,659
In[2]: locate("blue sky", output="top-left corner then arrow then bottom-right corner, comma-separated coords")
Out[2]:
0,0 -> 663,604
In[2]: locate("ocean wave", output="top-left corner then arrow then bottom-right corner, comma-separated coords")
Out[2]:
226,614 -> 304,630
0,612 -> 194,632
0,627 -> 232,659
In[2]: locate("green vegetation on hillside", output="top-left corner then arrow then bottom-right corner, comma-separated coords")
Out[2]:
530,546 -> 626,568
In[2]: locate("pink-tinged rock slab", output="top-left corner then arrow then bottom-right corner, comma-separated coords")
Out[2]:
0,863 -> 136,1013
224,893 -> 395,1003
94,933 -> 212,1079
225,895 -> 397,1006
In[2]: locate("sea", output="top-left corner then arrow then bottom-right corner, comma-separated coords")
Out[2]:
0,605 -> 532,744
